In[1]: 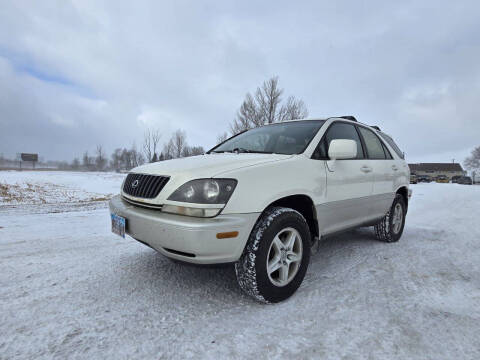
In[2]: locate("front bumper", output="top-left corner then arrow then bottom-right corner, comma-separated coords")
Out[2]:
109,195 -> 259,264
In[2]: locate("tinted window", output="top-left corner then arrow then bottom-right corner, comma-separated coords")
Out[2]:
378,131 -> 404,159
313,122 -> 364,159
211,120 -> 325,155
381,142 -> 393,159
358,127 -> 386,159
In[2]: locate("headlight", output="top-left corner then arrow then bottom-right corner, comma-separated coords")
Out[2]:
167,179 -> 237,204
163,179 -> 237,217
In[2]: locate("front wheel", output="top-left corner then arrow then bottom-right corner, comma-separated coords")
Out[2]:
235,207 -> 311,303
374,193 -> 406,243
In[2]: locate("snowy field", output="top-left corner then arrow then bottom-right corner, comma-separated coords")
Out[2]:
1,171 -> 479,359
0,171 -> 124,206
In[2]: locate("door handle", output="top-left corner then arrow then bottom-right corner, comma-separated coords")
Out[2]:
360,165 -> 372,173
392,165 -> 399,171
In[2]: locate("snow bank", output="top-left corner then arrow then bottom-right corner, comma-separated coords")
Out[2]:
0,170 -> 125,205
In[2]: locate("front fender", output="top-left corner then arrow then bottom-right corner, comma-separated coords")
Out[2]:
219,156 -> 326,214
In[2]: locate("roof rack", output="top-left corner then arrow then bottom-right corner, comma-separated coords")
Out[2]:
370,125 -> 381,131
338,116 -> 357,122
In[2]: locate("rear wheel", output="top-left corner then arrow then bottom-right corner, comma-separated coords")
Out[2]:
235,207 -> 311,303
374,193 -> 406,243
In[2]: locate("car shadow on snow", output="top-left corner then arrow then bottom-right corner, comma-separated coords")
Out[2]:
114,246 -> 245,303
305,227 -> 383,278
112,227 -> 384,304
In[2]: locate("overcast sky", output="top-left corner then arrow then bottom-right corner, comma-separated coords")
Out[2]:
1,0 -> 479,164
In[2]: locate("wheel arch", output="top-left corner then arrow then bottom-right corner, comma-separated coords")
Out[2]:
264,194 -> 318,242
395,186 -> 409,211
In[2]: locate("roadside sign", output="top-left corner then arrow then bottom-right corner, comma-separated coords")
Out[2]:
20,153 -> 38,170
21,153 -> 38,162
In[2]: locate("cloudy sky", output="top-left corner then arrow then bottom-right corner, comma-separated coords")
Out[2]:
1,0 -> 479,163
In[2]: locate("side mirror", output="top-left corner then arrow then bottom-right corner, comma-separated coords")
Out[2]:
328,139 -> 357,160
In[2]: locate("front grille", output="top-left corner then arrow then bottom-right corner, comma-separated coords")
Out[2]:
123,173 -> 169,199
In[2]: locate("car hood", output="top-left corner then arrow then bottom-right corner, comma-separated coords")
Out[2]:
131,153 -> 293,178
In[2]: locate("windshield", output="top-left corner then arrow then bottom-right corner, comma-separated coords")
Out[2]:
210,120 -> 325,155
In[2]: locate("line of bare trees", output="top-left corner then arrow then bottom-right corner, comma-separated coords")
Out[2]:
60,129 -> 206,172
142,129 -> 205,163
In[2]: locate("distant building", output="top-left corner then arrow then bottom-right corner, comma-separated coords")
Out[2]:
408,163 -> 464,180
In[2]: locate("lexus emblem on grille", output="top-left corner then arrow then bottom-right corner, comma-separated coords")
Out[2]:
131,179 -> 140,188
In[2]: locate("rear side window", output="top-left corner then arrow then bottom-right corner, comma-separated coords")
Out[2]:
381,142 -> 393,159
357,127 -> 386,159
378,132 -> 404,159
313,122 -> 365,159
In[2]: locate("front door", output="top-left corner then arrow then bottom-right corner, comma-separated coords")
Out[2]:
313,122 -> 374,235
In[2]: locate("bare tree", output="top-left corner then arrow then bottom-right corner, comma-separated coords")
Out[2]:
180,145 -> 205,158
256,76 -> 283,125
129,143 -> 145,167
181,146 -> 192,158
464,146 -> 480,171
82,151 -> 91,170
189,146 -> 205,156
111,148 -> 122,171
230,93 -> 261,134
121,148 -> 132,169
162,139 -> 175,160
216,132 -> 229,144
172,129 -> 187,159
277,96 -> 309,122
95,145 -> 107,171
143,129 -> 161,163
157,129 -> 204,159
143,130 -> 152,162
136,152 -> 146,167
230,76 -> 309,134
71,158 -> 80,170
152,130 -> 161,160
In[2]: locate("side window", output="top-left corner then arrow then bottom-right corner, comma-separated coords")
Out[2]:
378,132 -> 404,159
313,122 -> 364,159
381,142 -> 393,159
357,127 -> 386,159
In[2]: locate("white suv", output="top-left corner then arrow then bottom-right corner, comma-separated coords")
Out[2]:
109,116 -> 410,303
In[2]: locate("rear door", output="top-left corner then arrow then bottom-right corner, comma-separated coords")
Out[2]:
356,126 -> 396,217
312,121 -> 374,234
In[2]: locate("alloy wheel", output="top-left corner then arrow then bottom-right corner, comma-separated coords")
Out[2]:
266,227 -> 303,287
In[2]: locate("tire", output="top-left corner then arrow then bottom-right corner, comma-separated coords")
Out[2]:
374,193 -> 406,243
235,207 -> 311,303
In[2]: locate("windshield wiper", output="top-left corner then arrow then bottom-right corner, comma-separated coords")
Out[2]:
226,148 -> 274,154
212,148 -> 275,154
232,147 -> 252,153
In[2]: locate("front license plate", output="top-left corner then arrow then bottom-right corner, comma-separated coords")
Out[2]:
111,213 -> 126,238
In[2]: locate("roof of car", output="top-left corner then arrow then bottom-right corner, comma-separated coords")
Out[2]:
282,116 -> 356,123
281,116 -> 387,133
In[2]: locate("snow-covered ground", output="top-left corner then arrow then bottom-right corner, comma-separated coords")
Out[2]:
0,170 -> 125,206
0,172 -> 479,359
